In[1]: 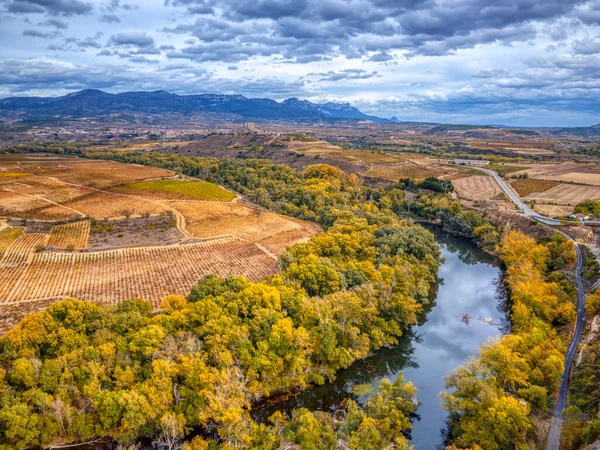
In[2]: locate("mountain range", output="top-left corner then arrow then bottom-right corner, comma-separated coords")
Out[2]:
0,89 -> 389,123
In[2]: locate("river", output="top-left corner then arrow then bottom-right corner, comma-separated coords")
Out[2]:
252,226 -> 509,449
74,227 -> 508,450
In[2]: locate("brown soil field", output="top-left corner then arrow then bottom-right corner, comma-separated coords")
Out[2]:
3,158 -> 174,189
510,162 -> 600,186
295,142 -> 404,164
47,221 -> 91,250
0,190 -> 80,220
0,236 -> 277,307
169,201 -> 321,256
510,179 -> 561,197
363,162 -> 445,181
64,192 -> 169,220
524,184 -> 600,204
532,204 -> 574,217
543,172 -> 600,186
0,156 -> 176,220
453,175 -> 501,200
88,215 -> 183,251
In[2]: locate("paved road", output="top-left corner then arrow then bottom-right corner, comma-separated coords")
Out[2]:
465,166 -> 600,227
546,242 -> 585,450
463,165 -> 589,450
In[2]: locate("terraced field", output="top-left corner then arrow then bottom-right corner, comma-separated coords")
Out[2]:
0,155 -> 321,330
169,201 -> 320,256
0,236 -> 276,307
47,221 -> 91,249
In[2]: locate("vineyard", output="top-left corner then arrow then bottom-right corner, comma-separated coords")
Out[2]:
510,179 -> 560,197
112,180 -> 237,201
0,236 -> 277,306
0,155 -> 175,220
169,201 -> 321,255
47,221 -> 91,249
64,191 -> 168,220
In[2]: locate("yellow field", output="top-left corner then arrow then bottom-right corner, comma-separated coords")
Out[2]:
169,201 -> 321,256
453,175 -> 501,200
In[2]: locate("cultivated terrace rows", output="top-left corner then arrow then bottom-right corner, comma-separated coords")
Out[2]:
0,232 -> 277,307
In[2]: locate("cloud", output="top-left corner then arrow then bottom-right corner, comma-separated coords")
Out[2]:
4,0 -> 93,16
41,18 -> 68,28
108,31 -> 154,47
23,28 -> 63,38
572,37 -> 600,55
99,13 -> 120,23
307,68 -> 379,82
161,0 -> 583,63
577,0 -> 600,24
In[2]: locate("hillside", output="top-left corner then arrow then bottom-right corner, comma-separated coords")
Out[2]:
0,89 -> 389,123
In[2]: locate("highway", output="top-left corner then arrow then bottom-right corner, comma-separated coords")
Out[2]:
463,165 -> 589,450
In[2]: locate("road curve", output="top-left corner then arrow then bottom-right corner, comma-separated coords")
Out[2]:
461,165 -> 600,227
546,242 -> 585,449
462,165 -> 587,450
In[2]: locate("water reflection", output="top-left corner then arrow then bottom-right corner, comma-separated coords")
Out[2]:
253,226 -> 508,450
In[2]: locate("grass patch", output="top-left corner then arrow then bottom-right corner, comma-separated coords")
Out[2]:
511,179 -> 560,197
115,180 -> 236,202
487,164 -> 527,176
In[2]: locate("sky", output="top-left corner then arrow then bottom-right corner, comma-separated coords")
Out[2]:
0,0 -> 599,126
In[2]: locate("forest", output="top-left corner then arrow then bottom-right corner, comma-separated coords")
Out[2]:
0,144 -> 588,449
0,149 -> 441,449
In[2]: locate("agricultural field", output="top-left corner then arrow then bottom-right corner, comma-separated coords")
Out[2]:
532,204 -> 574,217
510,179 -> 561,197
111,179 -> 237,201
0,155 -> 323,326
0,235 -> 277,307
524,184 -> 600,204
47,220 -> 90,250
363,162 -> 445,181
487,164 -> 529,176
63,191 -> 169,220
4,157 -> 173,188
453,175 -> 501,200
294,141 -> 405,164
169,201 -> 321,256
0,154 -> 176,220
509,162 -> 600,186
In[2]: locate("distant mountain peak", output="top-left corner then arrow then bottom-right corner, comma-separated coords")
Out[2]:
0,89 -> 389,123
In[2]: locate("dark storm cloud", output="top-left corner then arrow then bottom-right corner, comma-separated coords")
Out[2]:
3,0 -> 93,16
162,0 -> 585,63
